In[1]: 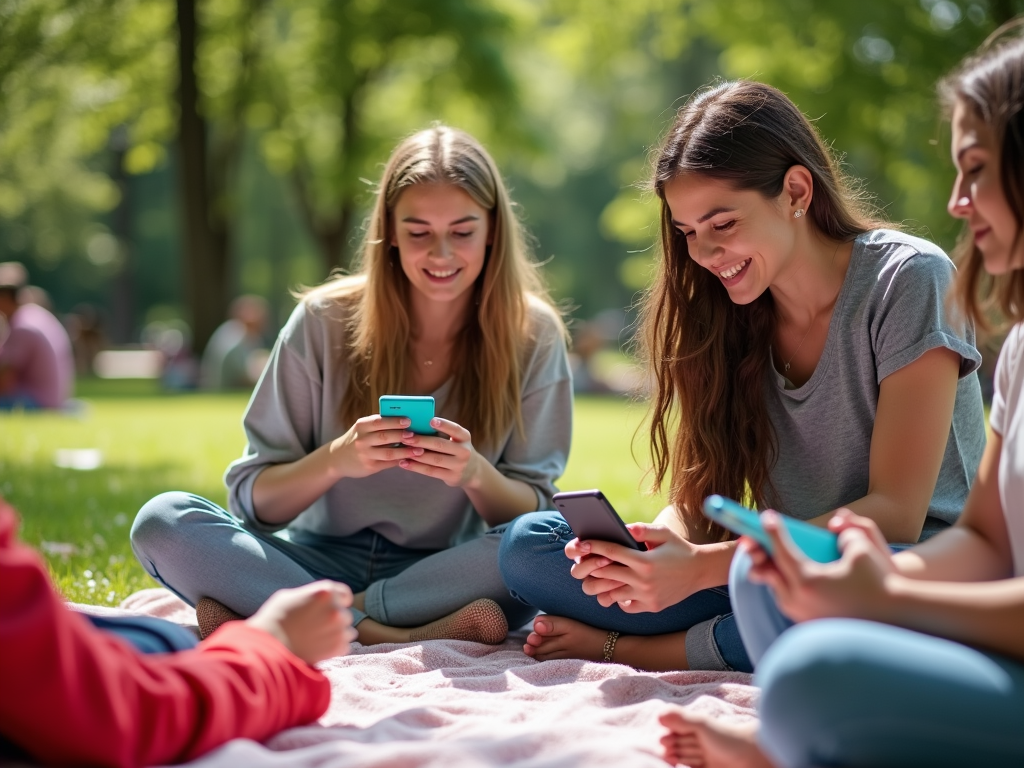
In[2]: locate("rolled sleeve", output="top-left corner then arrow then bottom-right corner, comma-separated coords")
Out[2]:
873,247 -> 981,383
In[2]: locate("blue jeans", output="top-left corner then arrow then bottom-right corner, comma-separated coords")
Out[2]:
130,491 -> 537,629
498,511 -> 752,671
730,549 -> 1024,767
84,614 -> 199,654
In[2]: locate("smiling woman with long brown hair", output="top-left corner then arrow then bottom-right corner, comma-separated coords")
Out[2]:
499,79 -> 987,673
129,125 -> 571,646
660,23 -> 1024,768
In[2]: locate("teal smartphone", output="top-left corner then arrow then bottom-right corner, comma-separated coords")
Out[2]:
378,395 -> 437,435
703,495 -> 841,563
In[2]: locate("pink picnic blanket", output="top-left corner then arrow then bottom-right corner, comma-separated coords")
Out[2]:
73,589 -> 759,768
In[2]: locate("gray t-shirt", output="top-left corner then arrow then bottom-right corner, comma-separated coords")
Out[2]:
765,229 -> 986,541
225,295 -> 573,550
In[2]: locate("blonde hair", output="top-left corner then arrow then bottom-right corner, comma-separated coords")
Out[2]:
303,125 -> 561,448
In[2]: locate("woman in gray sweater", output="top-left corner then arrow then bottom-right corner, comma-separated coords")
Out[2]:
131,126 -> 572,644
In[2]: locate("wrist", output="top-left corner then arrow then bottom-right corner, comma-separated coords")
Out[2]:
461,450 -> 485,491
324,439 -> 346,481
691,540 -> 736,591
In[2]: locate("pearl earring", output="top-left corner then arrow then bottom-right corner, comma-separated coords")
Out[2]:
793,209 -> 805,219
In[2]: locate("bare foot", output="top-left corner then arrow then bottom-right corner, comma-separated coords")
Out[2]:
355,598 -> 508,646
523,615 -> 609,661
659,706 -> 772,768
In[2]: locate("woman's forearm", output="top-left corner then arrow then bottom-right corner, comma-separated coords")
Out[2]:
251,444 -> 339,526
463,458 -> 540,527
882,574 -> 1024,660
892,525 -> 1012,582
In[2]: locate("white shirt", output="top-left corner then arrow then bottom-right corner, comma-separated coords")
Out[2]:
989,322 -> 1024,576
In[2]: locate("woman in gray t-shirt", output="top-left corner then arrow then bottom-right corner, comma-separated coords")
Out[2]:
130,126 -> 572,644
499,80 -> 986,673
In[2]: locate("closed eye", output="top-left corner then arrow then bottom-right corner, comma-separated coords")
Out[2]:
407,231 -> 430,239
452,230 -> 474,238
712,220 -> 735,233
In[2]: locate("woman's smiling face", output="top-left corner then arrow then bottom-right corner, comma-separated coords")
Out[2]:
663,173 -> 798,304
391,182 -> 491,306
948,99 -> 1024,275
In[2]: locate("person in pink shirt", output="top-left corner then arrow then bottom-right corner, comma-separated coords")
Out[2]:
0,261 -> 74,409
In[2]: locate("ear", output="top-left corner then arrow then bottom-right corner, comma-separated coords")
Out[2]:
781,165 -> 814,218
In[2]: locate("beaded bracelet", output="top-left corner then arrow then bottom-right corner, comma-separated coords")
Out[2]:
602,630 -> 620,662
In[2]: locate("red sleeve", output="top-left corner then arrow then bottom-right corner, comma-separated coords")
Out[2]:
0,505 -> 331,768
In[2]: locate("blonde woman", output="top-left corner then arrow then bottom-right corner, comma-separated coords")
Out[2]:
131,126 -> 571,644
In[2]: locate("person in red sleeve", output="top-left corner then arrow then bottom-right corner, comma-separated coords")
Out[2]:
0,495 -> 356,767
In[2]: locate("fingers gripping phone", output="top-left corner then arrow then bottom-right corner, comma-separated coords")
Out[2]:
378,395 -> 438,435
703,495 -> 841,563
553,489 -> 648,551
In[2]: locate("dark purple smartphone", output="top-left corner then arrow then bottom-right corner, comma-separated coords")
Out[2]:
553,489 -> 648,551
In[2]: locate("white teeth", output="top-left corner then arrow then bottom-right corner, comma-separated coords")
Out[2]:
427,269 -> 458,278
719,260 -> 749,279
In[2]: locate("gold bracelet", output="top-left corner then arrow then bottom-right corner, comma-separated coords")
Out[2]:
602,630 -> 620,662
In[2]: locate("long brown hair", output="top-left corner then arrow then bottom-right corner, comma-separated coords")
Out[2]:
303,126 -> 561,448
940,21 -> 1024,329
639,80 -> 889,540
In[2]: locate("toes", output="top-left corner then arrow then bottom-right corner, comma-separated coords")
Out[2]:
659,708 -> 703,734
525,631 -> 544,647
533,618 -> 553,634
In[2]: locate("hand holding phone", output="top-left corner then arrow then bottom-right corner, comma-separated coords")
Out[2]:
703,495 -> 841,563
553,490 -> 647,551
379,395 -> 437,435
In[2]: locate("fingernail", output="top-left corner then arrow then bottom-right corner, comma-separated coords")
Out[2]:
399,460 -> 409,468
413,448 -> 424,455
579,542 -> 591,553
402,431 -> 414,438
400,418 -> 411,426
431,417 -> 440,425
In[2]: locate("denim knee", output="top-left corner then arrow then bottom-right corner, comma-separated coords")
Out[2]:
756,620 -> 878,768
498,510 -> 571,604
130,491 -> 190,561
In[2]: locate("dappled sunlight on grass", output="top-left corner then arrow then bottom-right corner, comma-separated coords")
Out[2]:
1,390 -> 659,604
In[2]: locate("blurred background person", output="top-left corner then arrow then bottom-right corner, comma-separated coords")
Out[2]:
0,262 -> 74,410
200,294 -> 270,391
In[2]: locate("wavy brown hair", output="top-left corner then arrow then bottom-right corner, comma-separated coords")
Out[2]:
638,80 -> 890,540
940,21 -> 1024,329
303,126 -> 562,448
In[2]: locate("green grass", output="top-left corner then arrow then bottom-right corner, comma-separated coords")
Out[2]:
1,386 -> 663,605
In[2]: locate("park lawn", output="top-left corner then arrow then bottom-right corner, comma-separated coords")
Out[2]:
0,385 -> 665,605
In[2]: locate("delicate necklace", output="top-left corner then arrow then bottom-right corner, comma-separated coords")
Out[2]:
780,323 -> 814,374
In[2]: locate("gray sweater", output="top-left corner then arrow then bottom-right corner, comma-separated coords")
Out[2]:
225,295 -> 573,550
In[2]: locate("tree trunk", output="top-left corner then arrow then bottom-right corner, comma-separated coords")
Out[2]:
109,125 -> 135,345
175,0 -> 227,355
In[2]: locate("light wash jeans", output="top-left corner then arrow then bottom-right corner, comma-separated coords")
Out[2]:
130,492 -> 537,629
498,511 -> 751,671
729,549 -> 1024,767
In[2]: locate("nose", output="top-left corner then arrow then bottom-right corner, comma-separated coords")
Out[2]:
948,177 -> 971,219
432,236 -> 454,260
689,236 -> 720,268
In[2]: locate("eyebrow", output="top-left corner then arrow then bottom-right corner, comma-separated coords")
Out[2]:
401,215 -> 481,225
671,207 -> 736,228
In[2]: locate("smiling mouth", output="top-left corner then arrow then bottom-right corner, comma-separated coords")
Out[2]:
718,259 -> 750,280
424,268 -> 461,279
973,227 -> 991,242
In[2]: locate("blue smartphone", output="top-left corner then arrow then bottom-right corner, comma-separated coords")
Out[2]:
378,395 -> 437,435
703,495 -> 841,563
